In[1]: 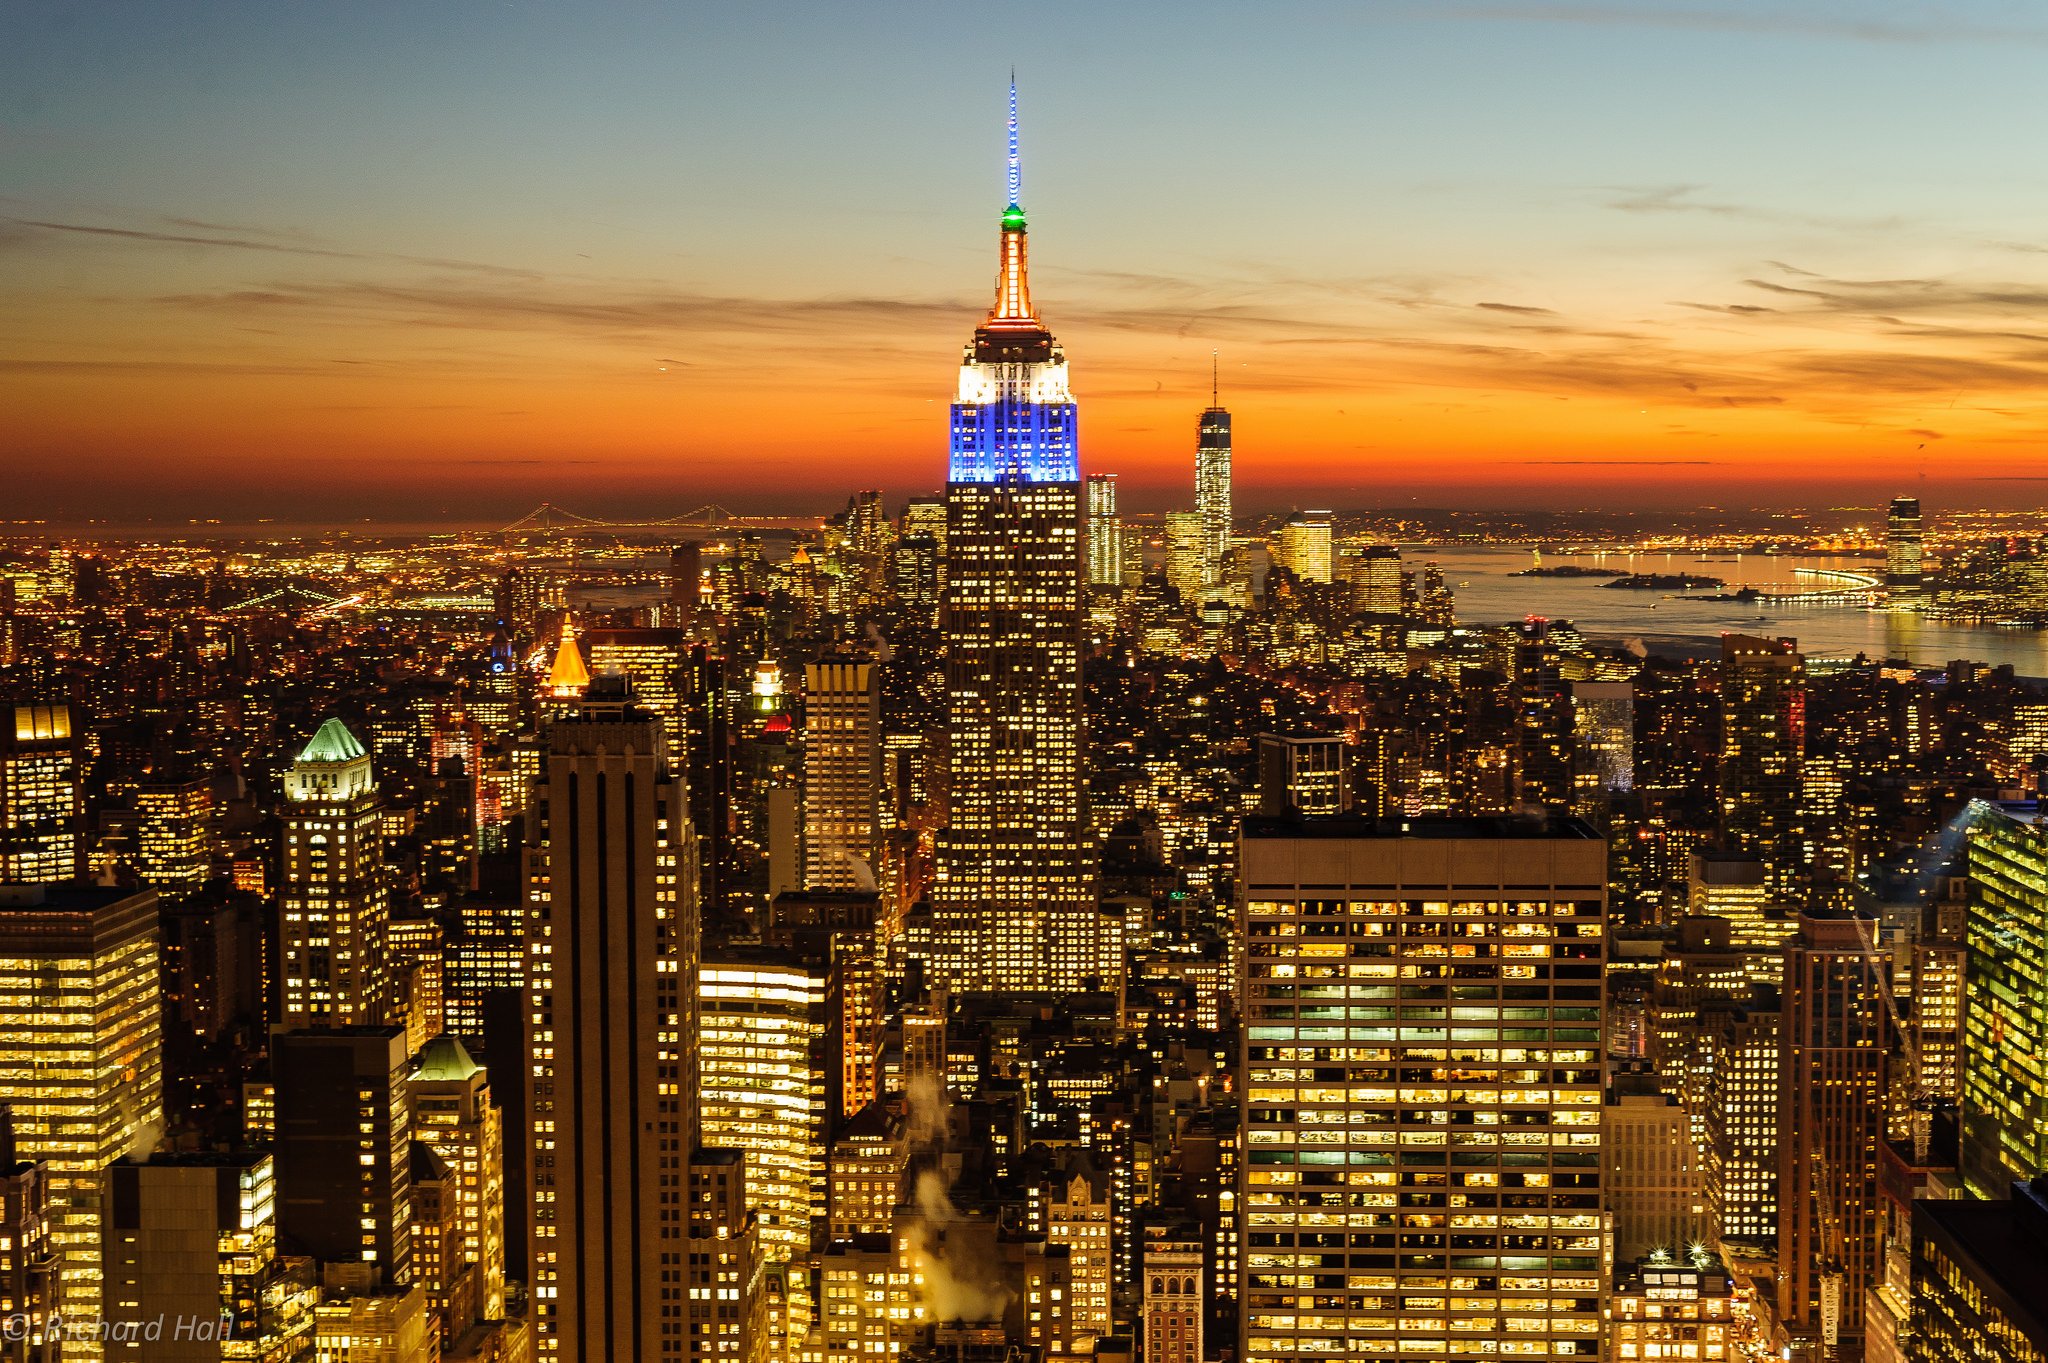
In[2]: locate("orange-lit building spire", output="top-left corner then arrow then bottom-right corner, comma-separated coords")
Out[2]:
988,204 -> 1035,326
986,78 -> 1037,329
547,620 -> 590,698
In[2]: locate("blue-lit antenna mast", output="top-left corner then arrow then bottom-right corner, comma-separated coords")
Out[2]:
1007,76 -> 1021,207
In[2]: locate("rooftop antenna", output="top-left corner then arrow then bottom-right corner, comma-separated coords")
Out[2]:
1007,72 -> 1021,208
1212,349 -> 1220,408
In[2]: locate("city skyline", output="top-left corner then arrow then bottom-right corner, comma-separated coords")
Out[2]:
16,11 -> 2048,1363
13,3 -> 2048,520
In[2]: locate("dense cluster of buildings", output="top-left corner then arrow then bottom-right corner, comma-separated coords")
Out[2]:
6,96 -> 2048,1363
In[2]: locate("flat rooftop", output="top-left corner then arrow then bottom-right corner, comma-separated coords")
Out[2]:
0,883 -> 153,911
1242,814 -> 1600,841
1915,1192 -> 2048,1341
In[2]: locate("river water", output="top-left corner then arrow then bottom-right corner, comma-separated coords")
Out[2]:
1412,546 -> 2048,674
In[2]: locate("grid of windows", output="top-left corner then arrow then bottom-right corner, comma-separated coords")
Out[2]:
0,889 -> 164,1363
1238,827 -> 1608,1363
933,478 -> 1096,992
698,962 -> 827,1262
1962,804 -> 2048,1197
279,720 -> 389,1030
1,705 -> 81,882
802,663 -> 882,893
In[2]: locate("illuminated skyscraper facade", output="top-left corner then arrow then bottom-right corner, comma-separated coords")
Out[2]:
1571,681 -> 1634,795
1338,542 -> 1402,616
1165,510 -> 1208,606
0,885 -> 163,1362
1887,496 -> 1924,596
1700,987 -> 1781,1256
134,777 -> 211,902
1514,619 -> 1576,814
1275,512 -> 1333,584
1086,474 -> 1123,588
585,627 -> 692,772
1910,1181 -> 2048,1363
698,954 -> 827,1263
1961,800 -> 2048,1198
280,718 -> 390,1029
1719,635 -> 1806,903
1255,734 -> 1352,817
802,661 -> 882,892
825,1104 -> 905,1238
1703,978 -> 1785,1252
1196,384 -> 1232,587
932,84 -> 1094,993
1237,817 -> 1608,1363
525,682 -> 700,1360
409,1035 -> 507,1321
0,703 -> 82,884
1687,852 -> 1795,979
903,496 -> 946,560
0,1141 -> 55,1362
1045,1165 -> 1114,1348
1778,911 -> 1890,1358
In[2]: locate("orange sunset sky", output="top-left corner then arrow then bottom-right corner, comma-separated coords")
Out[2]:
8,2 -> 2048,521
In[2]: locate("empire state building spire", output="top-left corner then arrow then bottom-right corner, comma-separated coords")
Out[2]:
987,76 -> 1037,329
951,77 -> 1076,482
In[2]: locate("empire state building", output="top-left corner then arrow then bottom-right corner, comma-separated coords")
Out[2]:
931,85 -> 1100,993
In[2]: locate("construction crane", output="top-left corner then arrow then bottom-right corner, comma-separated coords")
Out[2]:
1804,908 -> 1900,1359
1843,909 -> 1937,1163
1803,1128 -> 1846,1353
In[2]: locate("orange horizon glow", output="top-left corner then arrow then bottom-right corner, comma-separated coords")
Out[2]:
8,5 -> 2048,521
7,268 -> 2034,520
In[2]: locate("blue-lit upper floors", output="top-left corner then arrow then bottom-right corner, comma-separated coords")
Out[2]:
949,390 -> 1079,484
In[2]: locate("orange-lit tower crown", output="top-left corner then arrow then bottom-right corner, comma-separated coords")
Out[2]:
987,77 -> 1036,328
988,200 -> 1035,327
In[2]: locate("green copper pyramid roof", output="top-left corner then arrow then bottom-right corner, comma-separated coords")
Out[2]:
298,717 -> 367,765
414,1034 -> 482,1084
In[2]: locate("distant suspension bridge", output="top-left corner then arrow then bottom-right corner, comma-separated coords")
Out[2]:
497,502 -> 822,534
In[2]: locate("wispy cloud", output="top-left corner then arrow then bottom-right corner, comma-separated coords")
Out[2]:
1676,301 -> 1779,315
5,215 -> 539,278
158,280 -> 971,338
1744,272 -> 2048,316
0,357 -> 332,377
1609,184 -> 1748,217
1425,4 -> 2048,45
1604,185 -> 1906,234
